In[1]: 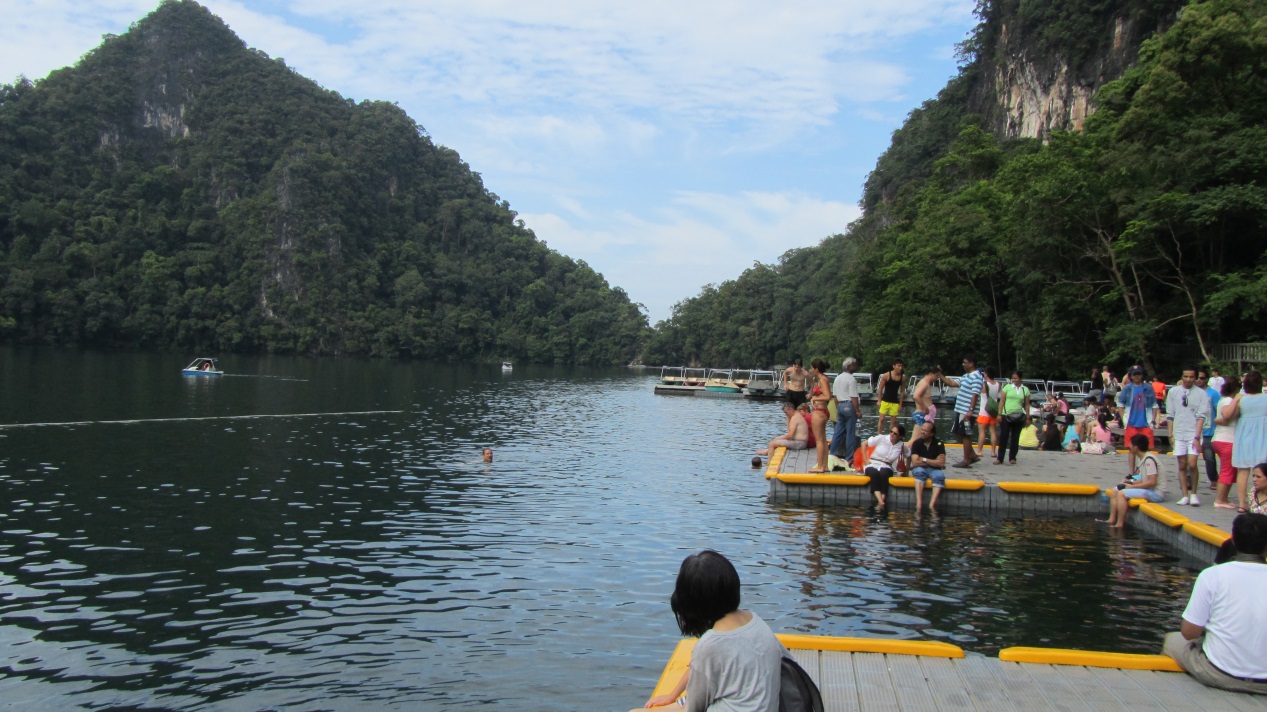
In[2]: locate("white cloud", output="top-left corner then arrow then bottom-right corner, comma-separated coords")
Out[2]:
0,0 -> 974,326
520,190 -> 860,321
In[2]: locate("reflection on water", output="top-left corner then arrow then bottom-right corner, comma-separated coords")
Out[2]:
0,349 -> 1196,709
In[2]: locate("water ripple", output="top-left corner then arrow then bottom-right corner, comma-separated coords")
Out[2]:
0,360 -> 1198,709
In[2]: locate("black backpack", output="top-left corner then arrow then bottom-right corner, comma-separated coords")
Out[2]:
778,655 -> 824,712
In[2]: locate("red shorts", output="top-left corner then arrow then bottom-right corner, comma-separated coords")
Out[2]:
1124,426 -> 1154,451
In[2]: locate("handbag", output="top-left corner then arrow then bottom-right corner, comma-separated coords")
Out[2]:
1005,411 -> 1026,426
779,655 -> 824,712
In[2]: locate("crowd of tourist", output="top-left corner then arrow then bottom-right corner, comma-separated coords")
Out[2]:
757,356 -> 1267,517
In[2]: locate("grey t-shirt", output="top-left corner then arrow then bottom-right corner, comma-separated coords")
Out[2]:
686,612 -> 786,712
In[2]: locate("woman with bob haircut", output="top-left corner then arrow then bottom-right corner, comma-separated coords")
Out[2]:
636,550 -> 786,711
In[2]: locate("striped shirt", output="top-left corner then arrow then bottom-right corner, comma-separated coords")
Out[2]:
954,369 -> 985,415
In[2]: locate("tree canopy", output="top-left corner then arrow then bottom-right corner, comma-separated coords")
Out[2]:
646,0 -> 1266,378
0,0 -> 649,364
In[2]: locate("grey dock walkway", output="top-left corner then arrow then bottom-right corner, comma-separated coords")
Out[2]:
792,650 -> 1267,712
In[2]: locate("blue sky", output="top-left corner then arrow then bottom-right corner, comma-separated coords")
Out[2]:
1,0 -> 978,323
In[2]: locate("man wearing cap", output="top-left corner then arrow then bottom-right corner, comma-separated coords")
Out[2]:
1117,367 -> 1160,476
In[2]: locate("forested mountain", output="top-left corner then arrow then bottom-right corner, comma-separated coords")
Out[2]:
647,0 -> 1267,378
0,0 -> 648,363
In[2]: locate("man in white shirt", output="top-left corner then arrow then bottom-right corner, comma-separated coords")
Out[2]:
1163,513 -> 1267,694
830,357 -> 862,469
1208,369 -> 1226,394
1166,367 -> 1210,506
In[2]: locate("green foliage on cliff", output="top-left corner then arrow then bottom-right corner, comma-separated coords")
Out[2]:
646,0 -> 1267,377
0,0 -> 648,363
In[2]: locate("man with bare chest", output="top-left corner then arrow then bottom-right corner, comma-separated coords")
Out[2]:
783,358 -> 809,408
911,366 -> 942,434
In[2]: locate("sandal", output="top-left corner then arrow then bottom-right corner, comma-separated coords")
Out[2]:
1237,507 -> 1248,514
1213,502 -> 1236,510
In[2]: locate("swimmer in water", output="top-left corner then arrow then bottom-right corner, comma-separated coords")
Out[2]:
482,448 -> 493,463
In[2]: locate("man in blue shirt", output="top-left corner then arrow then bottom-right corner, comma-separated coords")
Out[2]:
1197,369 -> 1221,493
1117,367 -> 1159,476
945,354 -> 984,467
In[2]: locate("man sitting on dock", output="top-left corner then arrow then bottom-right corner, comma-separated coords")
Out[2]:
1163,513 -> 1267,695
757,401 -> 809,456
910,422 -> 947,513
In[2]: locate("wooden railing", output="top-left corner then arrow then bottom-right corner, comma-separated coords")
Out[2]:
1156,342 -> 1267,366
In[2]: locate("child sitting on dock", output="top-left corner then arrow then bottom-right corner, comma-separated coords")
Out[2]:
637,550 -> 787,711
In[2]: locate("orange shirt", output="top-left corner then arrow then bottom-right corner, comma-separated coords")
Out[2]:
1151,380 -> 1166,400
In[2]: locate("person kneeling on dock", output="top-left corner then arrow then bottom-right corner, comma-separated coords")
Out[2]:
864,424 -> 908,510
757,402 -> 809,456
910,422 -> 946,513
1100,434 -> 1164,528
1163,513 -> 1267,695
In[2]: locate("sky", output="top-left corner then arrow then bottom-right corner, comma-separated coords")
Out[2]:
0,0 -> 978,323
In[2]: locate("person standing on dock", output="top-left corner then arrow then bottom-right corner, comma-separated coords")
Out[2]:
807,359 -> 832,474
876,359 -> 906,435
994,371 -> 1032,465
1209,368 -> 1226,394
830,357 -> 862,470
943,354 -> 983,468
1198,369 -> 1221,494
1163,513 -> 1267,695
1117,367 -> 1160,475
1168,367 -> 1210,507
909,367 -> 941,447
782,358 -> 809,408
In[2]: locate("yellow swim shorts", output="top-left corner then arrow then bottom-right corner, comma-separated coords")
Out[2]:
878,400 -> 900,417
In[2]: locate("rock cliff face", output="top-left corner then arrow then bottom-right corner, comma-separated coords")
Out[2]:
968,6 -> 1181,140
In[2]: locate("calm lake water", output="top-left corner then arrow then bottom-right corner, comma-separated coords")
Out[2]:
0,349 -> 1197,710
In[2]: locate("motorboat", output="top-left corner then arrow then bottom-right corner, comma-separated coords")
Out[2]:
659,366 -> 687,386
744,370 -> 780,397
501,361 -> 513,372
182,357 -> 222,376
1047,380 -> 1088,399
1023,379 -> 1049,398
704,368 -> 741,393
852,372 -> 875,397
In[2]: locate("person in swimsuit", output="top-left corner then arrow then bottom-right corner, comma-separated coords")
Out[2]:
782,358 -> 808,408
876,359 -> 906,435
756,401 -> 809,456
808,359 -> 832,473
910,366 -> 941,447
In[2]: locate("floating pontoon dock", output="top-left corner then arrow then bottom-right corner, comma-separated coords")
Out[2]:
643,634 -> 1267,711
637,449 -> 1262,711
769,447 -> 1236,570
